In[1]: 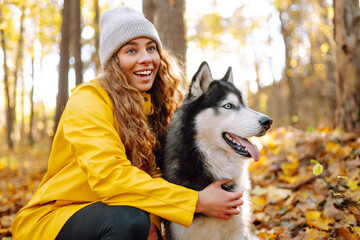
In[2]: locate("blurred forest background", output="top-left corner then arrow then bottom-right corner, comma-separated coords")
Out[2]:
1,0 -> 360,239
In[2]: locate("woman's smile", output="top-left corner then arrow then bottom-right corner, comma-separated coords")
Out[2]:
117,37 -> 160,92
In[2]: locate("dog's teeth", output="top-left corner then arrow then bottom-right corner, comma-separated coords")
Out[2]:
225,133 -> 232,140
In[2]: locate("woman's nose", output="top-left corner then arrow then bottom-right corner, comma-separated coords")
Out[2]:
138,50 -> 152,64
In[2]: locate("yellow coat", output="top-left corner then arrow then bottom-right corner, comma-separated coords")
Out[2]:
10,79 -> 198,240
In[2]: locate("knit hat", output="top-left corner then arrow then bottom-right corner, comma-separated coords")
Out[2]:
99,6 -> 162,68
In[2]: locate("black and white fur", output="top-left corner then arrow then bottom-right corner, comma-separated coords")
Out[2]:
161,62 -> 272,240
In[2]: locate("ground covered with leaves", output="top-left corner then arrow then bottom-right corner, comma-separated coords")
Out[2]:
250,127 -> 360,239
0,146 -> 48,240
0,127 -> 359,239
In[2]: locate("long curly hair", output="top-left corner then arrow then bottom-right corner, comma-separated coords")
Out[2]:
98,48 -> 184,176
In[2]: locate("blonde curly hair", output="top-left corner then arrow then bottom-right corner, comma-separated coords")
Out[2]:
98,48 -> 184,176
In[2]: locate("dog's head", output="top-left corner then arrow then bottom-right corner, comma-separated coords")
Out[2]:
188,62 -> 272,162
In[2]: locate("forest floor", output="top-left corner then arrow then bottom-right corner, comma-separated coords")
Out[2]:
0,127 -> 359,240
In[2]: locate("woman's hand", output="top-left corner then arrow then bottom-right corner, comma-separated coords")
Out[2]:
195,179 -> 244,219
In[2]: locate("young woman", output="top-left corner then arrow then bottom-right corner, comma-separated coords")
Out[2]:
10,6 -> 244,240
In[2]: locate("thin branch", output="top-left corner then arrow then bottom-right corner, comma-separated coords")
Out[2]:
320,175 -> 360,213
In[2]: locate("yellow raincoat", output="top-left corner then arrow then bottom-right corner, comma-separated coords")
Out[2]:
10,79 -> 198,240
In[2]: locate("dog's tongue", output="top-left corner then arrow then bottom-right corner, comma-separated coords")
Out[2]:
233,135 -> 260,162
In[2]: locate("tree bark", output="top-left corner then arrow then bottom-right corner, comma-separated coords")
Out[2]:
1,28 -> 14,149
333,0 -> 360,135
29,56 -> 35,147
142,0 -> 156,24
72,0 -> 83,86
54,0 -> 72,133
279,10 -> 297,126
155,0 -> 186,70
93,0 -> 100,72
15,5 -> 25,146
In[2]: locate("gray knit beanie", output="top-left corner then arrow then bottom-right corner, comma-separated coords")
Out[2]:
99,6 -> 162,68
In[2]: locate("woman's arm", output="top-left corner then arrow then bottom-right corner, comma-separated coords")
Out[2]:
63,84 -> 198,227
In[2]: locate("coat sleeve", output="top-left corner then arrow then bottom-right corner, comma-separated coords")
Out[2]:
62,84 -> 198,227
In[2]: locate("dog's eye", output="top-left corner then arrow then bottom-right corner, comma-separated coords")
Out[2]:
223,103 -> 233,109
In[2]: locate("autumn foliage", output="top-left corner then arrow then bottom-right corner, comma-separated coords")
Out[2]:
250,127 -> 360,239
0,147 -> 48,239
1,127 -> 360,239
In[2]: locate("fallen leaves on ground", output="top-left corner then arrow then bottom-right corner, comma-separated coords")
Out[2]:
250,127 -> 360,239
0,127 -> 359,239
0,146 -> 48,239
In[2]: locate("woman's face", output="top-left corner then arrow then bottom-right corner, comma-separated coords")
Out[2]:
116,37 -> 160,92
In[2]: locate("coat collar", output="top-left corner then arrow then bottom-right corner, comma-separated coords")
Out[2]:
142,92 -> 151,115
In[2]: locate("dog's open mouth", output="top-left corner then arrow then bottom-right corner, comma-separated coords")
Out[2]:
222,132 -> 260,162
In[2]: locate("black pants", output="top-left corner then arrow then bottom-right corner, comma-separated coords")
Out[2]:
55,202 -> 152,240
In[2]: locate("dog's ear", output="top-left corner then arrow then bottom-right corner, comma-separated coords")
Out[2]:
189,62 -> 213,100
222,66 -> 233,83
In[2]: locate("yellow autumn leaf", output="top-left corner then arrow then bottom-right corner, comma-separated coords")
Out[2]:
326,142 -> 341,154
306,210 -> 321,220
0,162 -> 5,171
305,228 -> 317,240
251,195 -> 267,212
313,164 -> 323,176
306,210 -> 334,230
279,175 -> 298,184
319,126 -> 332,134
281,160 -> 299,176
347,180 -> 358,191
249,155 -> 267,171
344,213 -> 356,224
340,145 -> 353,157
257,231 -> 278,239
354,226 -> 360,236
281,154 -> 299,176
267,140 -> 282,155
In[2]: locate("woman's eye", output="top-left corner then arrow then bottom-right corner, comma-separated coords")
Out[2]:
126,48 -> 136,54
223,103 -> 233,109
148,46 -> 157,52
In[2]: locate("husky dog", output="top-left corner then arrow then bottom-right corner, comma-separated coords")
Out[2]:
161,62 -> 272,240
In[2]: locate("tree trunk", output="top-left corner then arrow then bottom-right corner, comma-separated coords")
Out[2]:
72,0 -> 83,86
20,75 -> 25,146
333,0 -> 360,135
93,0 -> 100,72
29,56 -> 35,147
279,10 -> 297,126
54,0 -> 72,133
16,5 -> 25,146
1,28 -> 14,149
142,0 -> 156,24
155,0 -> 186,70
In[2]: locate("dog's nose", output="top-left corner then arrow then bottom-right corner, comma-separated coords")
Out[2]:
259,116 -> 273,129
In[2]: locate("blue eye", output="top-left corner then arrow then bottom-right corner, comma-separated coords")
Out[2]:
126,48 -> 136,54
148,46 -> 157,52
223,103 -> 233,109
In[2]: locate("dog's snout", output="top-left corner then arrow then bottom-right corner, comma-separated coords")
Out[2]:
259,116 -> 273,129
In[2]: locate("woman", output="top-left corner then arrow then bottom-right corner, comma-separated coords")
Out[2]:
10,6 -> 244,240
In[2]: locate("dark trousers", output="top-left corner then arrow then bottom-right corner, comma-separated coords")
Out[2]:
55,202 -> 151,240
